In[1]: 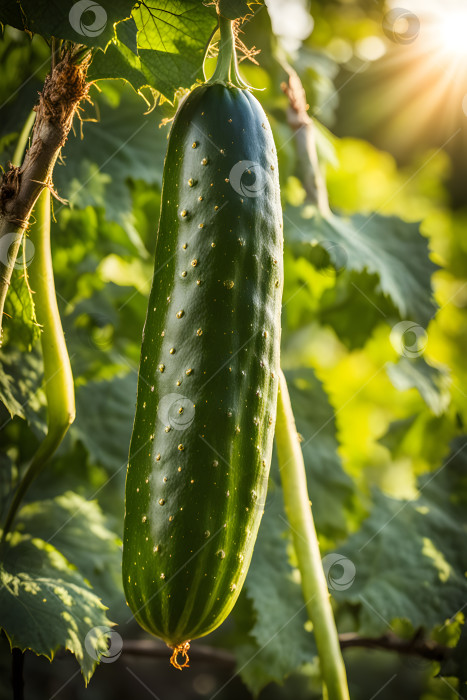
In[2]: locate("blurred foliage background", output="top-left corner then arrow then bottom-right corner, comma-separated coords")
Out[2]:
0,0 -> 466,698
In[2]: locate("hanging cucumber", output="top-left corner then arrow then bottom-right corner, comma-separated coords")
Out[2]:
2,185 -> 75,537
122,13 -> 283,666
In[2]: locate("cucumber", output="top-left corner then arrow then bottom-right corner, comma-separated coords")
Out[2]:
122,15 -> 283,665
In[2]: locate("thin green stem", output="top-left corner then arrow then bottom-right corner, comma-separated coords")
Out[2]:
207,15 -> 248,88
275,370 -> 350,700
2,190 -> 75,538
207,15 -> 233,84
12,111 -> 36,168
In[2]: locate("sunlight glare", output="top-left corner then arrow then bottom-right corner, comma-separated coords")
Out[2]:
439,10 -> 467,57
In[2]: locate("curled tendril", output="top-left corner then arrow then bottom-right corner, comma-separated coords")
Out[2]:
169,641 -> 191,670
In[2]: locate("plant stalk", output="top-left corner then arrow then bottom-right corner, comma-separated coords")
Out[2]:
275,369 -> 350,700
2,189 -> 75,538
0,50 -> 90,342
281,63 -> 330,215
207,15 -> 248,89
12,112 -> 37,168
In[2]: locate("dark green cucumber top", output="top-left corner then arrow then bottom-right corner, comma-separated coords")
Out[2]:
123,83 -> 283,646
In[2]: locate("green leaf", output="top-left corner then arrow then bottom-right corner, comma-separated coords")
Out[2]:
72,373 -> 136,470
0,531 -> 113,683
317,271 -> 398,350
0,1 -> 23,29
88,38 -> 148,94
379,412 -> 457,471
3,259 -> 40,352
334,437 -> 467,636
378,416 -> 418,455
133,1 -> 217,100
116,15 -> 138,54
284,208 -> 439,328
218,0 -> 258,20
15,492 -> 122,603
1,0 -> 134,49
0,451 -> 13,517
0,345 -> 45,433
439,622 -> 467,685
386,357 -> 451,416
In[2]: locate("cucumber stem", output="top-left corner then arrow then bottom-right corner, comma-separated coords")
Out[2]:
207,15 -> 249,89
1,189 -> 75,538
275,370 -> 350,700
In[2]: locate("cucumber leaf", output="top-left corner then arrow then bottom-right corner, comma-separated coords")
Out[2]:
386,357 -> 451,416
0,346 -> 45,432
332,437 -> 467,636
110,0 -> 217,100
0,0 -> 134,49
0,531 -> 113,683
72,373 -> 136,471
3,262 -> 40,351
285,207 -> 439,329
15,492 -> 122,603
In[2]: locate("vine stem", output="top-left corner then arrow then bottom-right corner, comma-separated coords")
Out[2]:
0,49 -> 90,343
12,112 -> 37,168
121,633 -> 451,663
1,189 -> 75,538
280,63 -> 330,215
275,370 -> 350,700
206,15 -> 249,89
